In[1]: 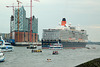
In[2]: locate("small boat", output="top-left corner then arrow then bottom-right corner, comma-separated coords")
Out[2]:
86,47 -> 90,49
49,42 -> 63,50
52,51 -> 58,55
92,47 -> 96,49
0,36 -> 14,52
27,45 -> 37,49
31,49 -> 42,52
47,59 -> 52,62
31,44 -> 42,53
0,49 -> 5,62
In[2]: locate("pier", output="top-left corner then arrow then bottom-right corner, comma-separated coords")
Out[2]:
15,42 -> 41,46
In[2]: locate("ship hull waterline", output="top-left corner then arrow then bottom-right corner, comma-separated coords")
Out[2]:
42,41 -> 87,49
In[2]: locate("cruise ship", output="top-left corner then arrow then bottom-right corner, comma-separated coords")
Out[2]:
42,18 -> 88,49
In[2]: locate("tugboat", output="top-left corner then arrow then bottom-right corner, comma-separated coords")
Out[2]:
52,51 -> 58,55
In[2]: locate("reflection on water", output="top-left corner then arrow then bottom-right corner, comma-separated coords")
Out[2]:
0,44 -> 100,67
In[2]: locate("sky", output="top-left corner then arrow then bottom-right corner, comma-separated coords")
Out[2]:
0,0 -> 100,42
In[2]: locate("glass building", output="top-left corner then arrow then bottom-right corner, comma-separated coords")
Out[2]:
14,6 -> 38,33
10,6 -> 38,42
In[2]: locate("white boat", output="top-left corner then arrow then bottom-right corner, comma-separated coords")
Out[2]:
0,49 -> 5,62
27,45 -> 37,49
49,42 -> 63,50
0,36 -> 14,52
31,44 -> 42,53
5,42 -> 11,45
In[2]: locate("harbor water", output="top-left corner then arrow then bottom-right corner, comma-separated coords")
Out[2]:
0,44 -> 100,67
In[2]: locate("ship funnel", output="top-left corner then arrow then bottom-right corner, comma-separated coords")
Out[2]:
61,18 -> 66,26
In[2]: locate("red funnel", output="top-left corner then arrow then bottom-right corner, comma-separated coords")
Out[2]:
61,18 -> 66,26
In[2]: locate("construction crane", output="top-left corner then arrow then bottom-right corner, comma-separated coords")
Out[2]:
17,0 -> 22,42
6,5 -> 33,16
30,0 -> 39,42
6,3 -> 15,16
30,0 -> 32,42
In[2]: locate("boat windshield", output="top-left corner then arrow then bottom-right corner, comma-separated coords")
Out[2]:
5,42 -> 11,45
53,43 -> 62,45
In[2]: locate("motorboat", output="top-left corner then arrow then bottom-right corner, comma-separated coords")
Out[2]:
0,36 -> 14,52
31,49 -> 42,52
27,45 -> 37,49
47,59 -> 52,62
52,51 -> 58,55
0,49 -> 5,62
31,45 -> 42,53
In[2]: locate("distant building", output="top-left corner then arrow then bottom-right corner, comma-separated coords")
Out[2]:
10,6 -> 38,42
0,33 -> 10,40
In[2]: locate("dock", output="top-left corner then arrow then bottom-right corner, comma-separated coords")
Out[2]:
15,42 -> 41,46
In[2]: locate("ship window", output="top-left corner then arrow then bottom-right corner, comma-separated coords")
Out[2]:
1,47 -> 6,49
8,47 -> 12,49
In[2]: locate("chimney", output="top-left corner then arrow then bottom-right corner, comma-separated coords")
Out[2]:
61,18 -> 66,26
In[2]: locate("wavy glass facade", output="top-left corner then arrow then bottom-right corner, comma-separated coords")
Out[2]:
15,6 -> 26,32
14,6 -> 38,33
10,6 -> 38,42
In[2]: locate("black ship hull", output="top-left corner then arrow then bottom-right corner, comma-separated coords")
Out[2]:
42,40 -> 87,49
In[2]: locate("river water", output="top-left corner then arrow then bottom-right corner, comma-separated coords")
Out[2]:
0,44 -> 100,67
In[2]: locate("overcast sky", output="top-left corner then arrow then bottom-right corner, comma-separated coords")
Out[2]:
0,0 -> 100,42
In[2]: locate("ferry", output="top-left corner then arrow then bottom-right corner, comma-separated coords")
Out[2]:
0,49 -> 5,62
0,36 -> 14,52
49,42 -> 63,50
